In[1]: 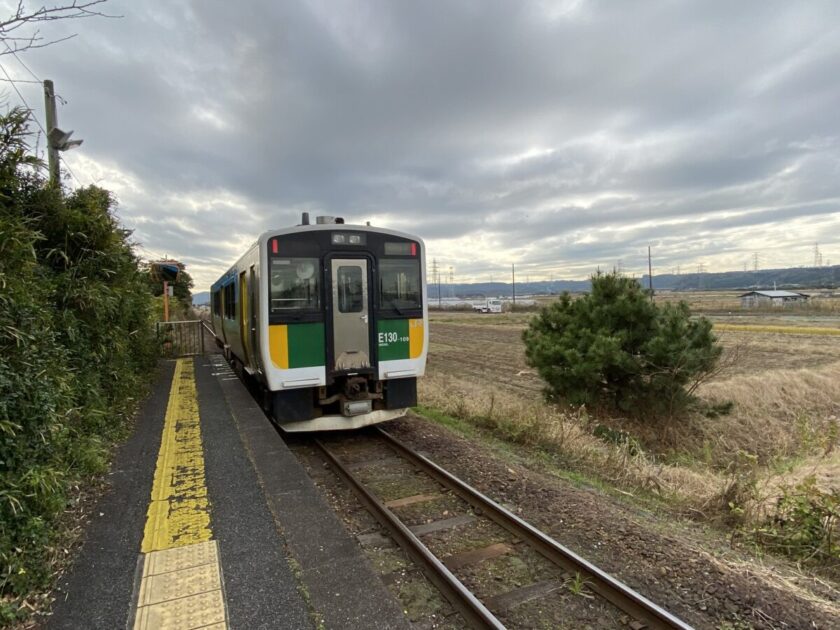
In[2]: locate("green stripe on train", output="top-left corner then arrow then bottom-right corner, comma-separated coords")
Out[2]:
288,322 -> 325,368
377,319 -> 410,361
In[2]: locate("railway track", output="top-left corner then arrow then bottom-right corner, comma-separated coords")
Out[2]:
308,427 -> 692,630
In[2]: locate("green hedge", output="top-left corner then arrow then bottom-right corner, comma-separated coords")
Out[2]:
0,108 -> 158,621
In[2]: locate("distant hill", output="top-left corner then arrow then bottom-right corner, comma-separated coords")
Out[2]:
432,265 -> 840,298
643,265 -> 840,291
192,291 -> 210,306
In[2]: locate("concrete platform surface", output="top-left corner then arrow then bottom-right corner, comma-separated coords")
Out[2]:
46,354 -> 410,629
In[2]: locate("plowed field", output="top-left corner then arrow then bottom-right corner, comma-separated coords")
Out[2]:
428,322 -> 542,396
427,313 -> 840,387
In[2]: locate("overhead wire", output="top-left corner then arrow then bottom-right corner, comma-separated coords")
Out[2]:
3,42 -> 43,84
57,151 -> 84,187
134,243 -> 169,263
0,61 -> 48,136
0,76 -> 40,83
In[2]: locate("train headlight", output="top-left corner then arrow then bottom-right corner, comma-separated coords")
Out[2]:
332,233 -> 366,245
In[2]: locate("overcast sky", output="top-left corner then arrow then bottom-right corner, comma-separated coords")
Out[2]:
3,0 -> 839,289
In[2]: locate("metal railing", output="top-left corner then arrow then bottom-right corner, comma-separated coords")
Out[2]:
156,319 -> 213,358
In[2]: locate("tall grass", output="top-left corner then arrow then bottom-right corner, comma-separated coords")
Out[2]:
417,373 -> 720,510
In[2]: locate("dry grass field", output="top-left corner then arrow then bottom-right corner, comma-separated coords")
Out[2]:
420,292 -> 840,547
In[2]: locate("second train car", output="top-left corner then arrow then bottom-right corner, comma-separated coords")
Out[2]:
210,214 -> 427,431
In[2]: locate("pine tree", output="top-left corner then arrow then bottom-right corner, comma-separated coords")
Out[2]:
523,272 -> 721,416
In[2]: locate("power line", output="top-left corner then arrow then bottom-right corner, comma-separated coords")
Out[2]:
0,62 -> 48,136
0,76 -> 40,84
58,151 -> 84,187
134,243 -> 168,262
3,41 -> 43,84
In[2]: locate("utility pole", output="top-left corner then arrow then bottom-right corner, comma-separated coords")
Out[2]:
647,245 -> 653,301
431,258 -> 439,307
43,79 -> 83,187
434,260 -> 441,308
511,263 -> 516,311
43,80 -> 60,186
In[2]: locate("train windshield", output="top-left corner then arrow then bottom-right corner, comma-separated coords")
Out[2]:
379,259 -> 421,311
270,258 -> 320,312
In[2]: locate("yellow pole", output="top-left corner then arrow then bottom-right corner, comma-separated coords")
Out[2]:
163,280 -> 170,322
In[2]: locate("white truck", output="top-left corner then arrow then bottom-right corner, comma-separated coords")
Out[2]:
473,298 -> 503,313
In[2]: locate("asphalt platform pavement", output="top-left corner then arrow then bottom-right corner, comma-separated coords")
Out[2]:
47,353 -> 410,629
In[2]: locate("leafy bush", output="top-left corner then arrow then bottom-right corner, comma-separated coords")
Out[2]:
0,108 -> 158,621
523,272 -> 722,416
753,476 -> 839,568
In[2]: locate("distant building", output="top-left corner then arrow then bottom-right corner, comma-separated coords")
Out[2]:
739,290 -> 809,308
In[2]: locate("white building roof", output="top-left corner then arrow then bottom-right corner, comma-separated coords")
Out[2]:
739,290 -> 808,298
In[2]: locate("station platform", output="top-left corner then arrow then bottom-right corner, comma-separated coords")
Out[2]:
47,354 -> 410,630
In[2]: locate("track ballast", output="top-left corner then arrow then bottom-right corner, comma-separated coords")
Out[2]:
308,427 -> 692,630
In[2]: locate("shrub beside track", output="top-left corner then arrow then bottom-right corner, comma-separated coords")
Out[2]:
0,109 -> 158,622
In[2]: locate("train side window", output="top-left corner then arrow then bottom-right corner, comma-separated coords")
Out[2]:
223,283 -> 236,319
337,266 -> 364,313
379,259 -> 421,311
270,258 -> 319,312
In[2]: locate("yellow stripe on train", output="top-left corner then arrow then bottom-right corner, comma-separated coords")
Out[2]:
268,324 -> 289,369
409,318 -> 424,359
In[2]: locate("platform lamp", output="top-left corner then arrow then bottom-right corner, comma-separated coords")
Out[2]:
151,260 -> 181,322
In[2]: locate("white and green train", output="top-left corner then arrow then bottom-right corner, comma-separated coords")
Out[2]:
210,215 -> 428,431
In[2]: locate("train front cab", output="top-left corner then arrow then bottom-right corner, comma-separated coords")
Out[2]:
264,227 -> 427,431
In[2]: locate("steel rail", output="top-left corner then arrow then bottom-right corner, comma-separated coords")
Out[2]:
312,439 -> 505,630
376,427 -> 693,630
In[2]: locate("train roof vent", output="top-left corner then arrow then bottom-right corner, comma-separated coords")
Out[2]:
315,215 -> 344,225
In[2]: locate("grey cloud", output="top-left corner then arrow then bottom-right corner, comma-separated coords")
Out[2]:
11,0 -> 840,287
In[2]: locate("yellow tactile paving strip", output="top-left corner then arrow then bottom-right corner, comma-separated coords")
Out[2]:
142,357 -> 212,552
130,358 -> 229,630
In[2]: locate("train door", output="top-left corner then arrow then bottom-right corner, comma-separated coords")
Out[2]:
330,258 -> 370,371
248,265 -> 257,372
239,270 -> 251,366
